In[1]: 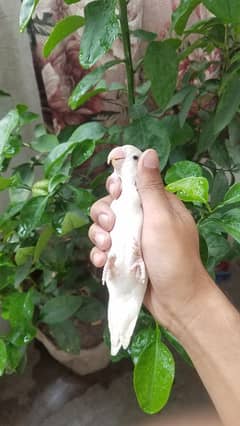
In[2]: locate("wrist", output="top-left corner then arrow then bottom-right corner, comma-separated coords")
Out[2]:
168,268 -> 218,341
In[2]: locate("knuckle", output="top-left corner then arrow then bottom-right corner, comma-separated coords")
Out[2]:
139,179 -> 164,194
90,200 -> 107,221
88,224 -> 95,242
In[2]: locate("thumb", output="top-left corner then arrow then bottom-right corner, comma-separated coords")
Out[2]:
137,149 -> 170,215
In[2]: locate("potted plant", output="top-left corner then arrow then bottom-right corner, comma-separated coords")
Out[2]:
0,100 -> 111,375
1,0 -> 240,415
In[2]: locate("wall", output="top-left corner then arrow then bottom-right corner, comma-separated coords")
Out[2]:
0,1 -> 42,210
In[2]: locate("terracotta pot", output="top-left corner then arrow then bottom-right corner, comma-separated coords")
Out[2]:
36,329 -> 110,375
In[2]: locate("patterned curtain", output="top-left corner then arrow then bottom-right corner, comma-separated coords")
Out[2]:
29,0 -> 211,132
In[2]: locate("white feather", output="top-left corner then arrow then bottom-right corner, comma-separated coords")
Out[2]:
102,145 -> 148,356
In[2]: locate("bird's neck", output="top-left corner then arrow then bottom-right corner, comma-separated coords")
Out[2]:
121,174 -> 136,189
120,177 -> 137,200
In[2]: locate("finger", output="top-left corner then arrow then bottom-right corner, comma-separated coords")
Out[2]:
90,247 -> 107,268
90,197 -> 116,231
88,224 -> 112,251
106,174 -> 122,199
137,149 -> 170,219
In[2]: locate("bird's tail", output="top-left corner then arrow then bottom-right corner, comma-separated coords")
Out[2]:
108,296 -> 140,356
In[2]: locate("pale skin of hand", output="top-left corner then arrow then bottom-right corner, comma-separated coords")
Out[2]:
89,149 -> 240,426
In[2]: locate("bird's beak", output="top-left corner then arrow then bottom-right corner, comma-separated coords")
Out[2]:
107,147 -> 126,168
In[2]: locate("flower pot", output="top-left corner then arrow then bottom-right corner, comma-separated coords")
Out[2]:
36,329 -> 110,375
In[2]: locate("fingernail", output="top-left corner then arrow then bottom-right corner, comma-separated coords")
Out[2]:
95,233 -> 106,247
143,150 -> 159,169
98,213 -> 109,228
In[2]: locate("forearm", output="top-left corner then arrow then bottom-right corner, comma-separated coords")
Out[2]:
173,275 -> 240,426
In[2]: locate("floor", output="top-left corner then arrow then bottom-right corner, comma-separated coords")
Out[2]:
1,265 -> 239,426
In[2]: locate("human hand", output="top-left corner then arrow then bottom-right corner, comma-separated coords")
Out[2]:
89,149 -> 211,335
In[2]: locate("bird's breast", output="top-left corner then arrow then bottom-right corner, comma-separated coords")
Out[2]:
110,192 -> 143,271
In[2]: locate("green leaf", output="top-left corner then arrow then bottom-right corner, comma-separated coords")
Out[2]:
6,343 -> 27,373
44,16 -> 85,57
129,327 -> 156,365
166,177 -> 209,204
0,257 -> 15,290
0,339 -> 7,376
131,29 -> 157,42
70,82 -> 107,111
31,134 -> 59,153
2,291 -> 34,327
214,74 -> 240,134
203,0 -> 240,24
202,209 -> 240,244
171,0 -> 201,35
75,296 -> 105,322
10,163 -> 34,203
0,109 -> 19,170
161,115 -> 194,147
165,86 -> 193,110
80,0 -> 119,68
179,86 -> 197,127
0,201 -> 26,229
69,60 -> 121,109
15,247 -> 34,266
34,225 -> 53,263
144,40 -> 179,109
124,115 -> 171,170
2,291 -> 36,346
61,211 -> 89,235
19,0 -> 40,32
0,89 -> 10,97
197,114 -> 218,154
219,209 -> 240,244
64,0 -> 81,3
41,295 -> 83,324
49,320 -> 81,354
162,329 -> 192,366
32,179 -> 49,197
209,140 -> 231,168
165,161 -> 202,185
70,187 -> 96,214
16,104 -> 38,126
71,121 -> 105,145
134,328 -> 175,414
14,258 -> 32,289
45,122 -> 105,177
199,229 -> 230,265
0,176 -> 15,191
20,196 -> 48,232
48,174 -> 68,193
71,140 -> 96,167
210,170 -> 228,208
224,183 -> 240,205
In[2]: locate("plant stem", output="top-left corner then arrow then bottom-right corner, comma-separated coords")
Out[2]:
206,202 -> 213,214
118,0 -> 135,107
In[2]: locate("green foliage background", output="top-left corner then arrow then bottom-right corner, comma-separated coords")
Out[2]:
0,0 -> 240,415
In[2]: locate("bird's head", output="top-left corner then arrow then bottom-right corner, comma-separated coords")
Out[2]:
107,145 -> 142,180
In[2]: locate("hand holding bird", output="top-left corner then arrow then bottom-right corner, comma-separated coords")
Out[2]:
89,148 -> 207,345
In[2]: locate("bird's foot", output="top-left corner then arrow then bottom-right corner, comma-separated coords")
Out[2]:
130,258 -> 146,285
102,254 -> 117,285
131,240 -> 146,285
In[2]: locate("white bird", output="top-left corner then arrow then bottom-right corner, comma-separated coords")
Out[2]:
102,145 -> 148,356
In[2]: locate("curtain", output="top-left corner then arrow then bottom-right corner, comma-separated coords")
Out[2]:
29,0 -> 211,132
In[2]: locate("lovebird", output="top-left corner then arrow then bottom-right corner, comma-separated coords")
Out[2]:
103,145 -> 148,356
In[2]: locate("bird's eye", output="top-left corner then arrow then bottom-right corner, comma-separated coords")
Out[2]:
133,155 -> 139,160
